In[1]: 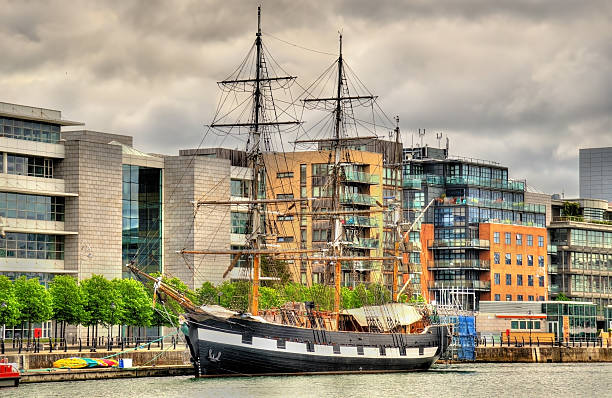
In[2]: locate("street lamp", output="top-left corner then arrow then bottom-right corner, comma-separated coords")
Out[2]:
527,310 -> 533,343
110,302 -> 116,340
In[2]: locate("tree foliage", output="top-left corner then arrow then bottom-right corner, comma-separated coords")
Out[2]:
113,278 -> 152,327
0,276 -> 19,327
81,275 -> 123,329
49,275 -> 85,327
14,276 -> 53,332
562,201 -> 581,217
555,293 -> 571,301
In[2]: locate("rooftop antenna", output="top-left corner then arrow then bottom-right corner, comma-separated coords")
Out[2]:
436,132 -> 443,148
418,128 -> 426,147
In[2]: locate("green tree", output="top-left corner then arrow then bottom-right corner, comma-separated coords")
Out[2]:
49,275 -> 85,341
279,282 -> 306,303
341,286 -> 359,309
555,293 -> 571,301
259,286 -> 281,310
305,284 -> 334,311
218,281 -> 250,312
114,279 -> 153,338
0,276 -> 19,328
13,276 -> 53,342
562,201 -> 581,218
195,281 -> 218,306
261,256 -> 292,286
81,275 -> 123,340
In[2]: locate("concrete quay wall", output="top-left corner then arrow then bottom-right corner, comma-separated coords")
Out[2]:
476,346 -> 612,363
1,348 -> 190,370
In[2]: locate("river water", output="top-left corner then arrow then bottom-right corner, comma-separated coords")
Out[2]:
5,363 -> 611,397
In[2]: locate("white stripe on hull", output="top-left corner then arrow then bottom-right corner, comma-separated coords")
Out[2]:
197,327 -> 438,360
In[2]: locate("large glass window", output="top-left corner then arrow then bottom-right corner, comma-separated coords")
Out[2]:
527,254 -> 533,266
494,232 -> 500,244
0,233 -> 63,259
505,232 -> 511,245
527,235 -> 533,246
538,256 -> 545,267
516,234 -> 522,246
0,117 -> 61,144
0,192 -> 64,221
516,254 -> 523,265
538,235 -> 544,247
528,275 -> 534,286
517,274 -> 523,286
494,273 -> 500,285
122,165 -> 162,275
505,253 -> 511,265
494,252 -> 500,264
7,154 -> 54,178
506,274 -> 512,285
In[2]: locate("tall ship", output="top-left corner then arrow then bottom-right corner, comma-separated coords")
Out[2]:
129,7 -> 449,376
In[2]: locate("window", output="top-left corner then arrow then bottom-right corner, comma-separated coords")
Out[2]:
0,193 -> 64,221
516,254 -> 523,265
494,294 -> 501,301
517,295 -> 524,301
538,296 -> 545,301
230,212 -> 249,234
528,275 -> 534,286
277,236 -> 294,243
539,276 -> 545,287
516,234 -> 522,246
506,294 -> 512,301
506,274 -> 512,285
277,172 -> 294,179
538,256 -> 545,267
505,232 -> 511,245
494,232 -> 500,244
527,255 -> 534,266
7,154 -> 54,178
277,193 -> 294,199
527,235 -> 533,246
494,252 -> 500,264
0,117 -> 61,144
538,236 -> 544,247
528,295 -> 535,301
277,215 -> 294,221
505,253 -> 511,265
517,275 -> 523,286
494,273 -> 500,285
312,229 -> 329,242
230,179 -> 249,197
300,164 -> 307,184
0,232 -> 64,260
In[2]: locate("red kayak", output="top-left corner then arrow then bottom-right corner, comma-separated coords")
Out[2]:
0,359 -> 20,388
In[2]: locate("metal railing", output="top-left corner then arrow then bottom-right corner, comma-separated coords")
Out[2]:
346,238 -> 380,249
434,196 -> 545,213
340,193 -> 378,206
427,259 -> 490,270
552,216 -> 612,226
343,170 -> 380,185
428,239 -> 490,249
428,280 -> 491,290
341,215 -> 379,228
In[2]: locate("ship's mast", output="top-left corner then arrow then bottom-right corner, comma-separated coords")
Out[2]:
209,6 -> 300,316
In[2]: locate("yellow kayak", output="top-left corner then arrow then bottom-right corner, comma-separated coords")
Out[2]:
53,357 -> 89,369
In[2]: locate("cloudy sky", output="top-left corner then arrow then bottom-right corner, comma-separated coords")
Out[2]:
1,0 -> 611,196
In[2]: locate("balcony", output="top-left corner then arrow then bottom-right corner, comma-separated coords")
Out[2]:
341,259 -> 379,271
445,175 -> 525,191
548,264 -> 558,273
549,285 -> 560,294
428,280 -> 491,291
428,239 -> 490,250
340,193 -> 378,206
402,177 -> 422,189
343,170 -> 380,185
551,216 -> 612,226
435,196 -> 545,213
427,259 -> 490,270
346,238 -> 380,249
341,215 -> 379,228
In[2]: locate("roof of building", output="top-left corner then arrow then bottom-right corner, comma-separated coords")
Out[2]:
0,101 -> 83,126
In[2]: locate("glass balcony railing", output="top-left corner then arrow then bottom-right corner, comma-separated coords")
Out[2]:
427,260 -> 490,270
428,280 -> 491,290
434,196 -> 546,213
428,239 -> 490,249
346,238 -> 380,249
547,245 -> 557,254
341,215 -> 379,228
341,259 -> 379,271
549,285 -> 560,294
548,264 -> 558,273
340,193 -> 378,206
445,175 -> 525,191
402,177 -> 423,189
343,170 -> 380,185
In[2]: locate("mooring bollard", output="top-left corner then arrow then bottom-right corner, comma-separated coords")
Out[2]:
1,338 -> 4,354
79,338 -> 82,352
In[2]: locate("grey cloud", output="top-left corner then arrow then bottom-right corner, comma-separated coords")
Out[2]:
1,0 -> 611,198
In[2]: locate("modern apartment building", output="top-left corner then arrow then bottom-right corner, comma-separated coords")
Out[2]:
263,149 -> 387,287
579,147 -> 612,202
548,197 -> 612,319
402,146 -> 548,310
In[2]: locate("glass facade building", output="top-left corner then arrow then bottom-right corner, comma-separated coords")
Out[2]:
122,165 -> 162,276
543,301 -> 598,341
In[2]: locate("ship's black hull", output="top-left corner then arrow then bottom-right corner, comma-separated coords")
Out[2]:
184,313 -> 450,376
